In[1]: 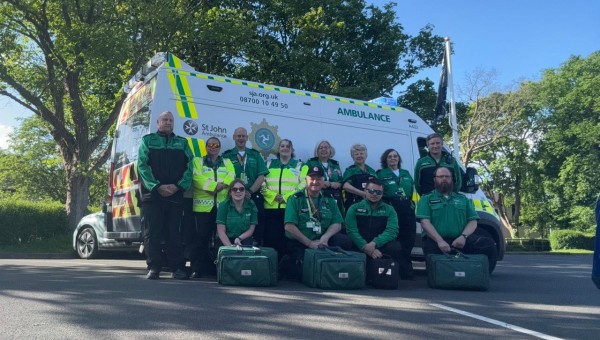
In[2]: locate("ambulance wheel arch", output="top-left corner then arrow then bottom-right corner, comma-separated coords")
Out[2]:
475,211 -> 506,261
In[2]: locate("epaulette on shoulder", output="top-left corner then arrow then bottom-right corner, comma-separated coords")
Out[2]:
247,148 -> 262,155
293,190 -> 305,198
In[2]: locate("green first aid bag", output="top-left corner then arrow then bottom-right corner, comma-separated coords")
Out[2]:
426,252 -> 490,291
302,246 -> 366,289
217,245 -> 278,286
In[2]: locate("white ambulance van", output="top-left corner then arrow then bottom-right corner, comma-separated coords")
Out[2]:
73,52 -> 505,261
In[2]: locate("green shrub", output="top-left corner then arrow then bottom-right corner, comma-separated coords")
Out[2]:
549,229 -> 595,250
0,200 -> 68,245
506,238 -> 551,252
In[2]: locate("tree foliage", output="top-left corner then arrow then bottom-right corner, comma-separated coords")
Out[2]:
0,0 -> 192,226
467,52 -> 600,237
177,0 -> 445,100
528,52 -> 600,232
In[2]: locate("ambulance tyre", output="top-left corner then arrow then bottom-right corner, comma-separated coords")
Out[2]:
77,227 -> 99,259
473,227 -> 497,273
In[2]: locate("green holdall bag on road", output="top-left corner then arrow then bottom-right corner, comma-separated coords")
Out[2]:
426,251 -> 490,291
217,245 -> 278,286
302,246 -> 366,289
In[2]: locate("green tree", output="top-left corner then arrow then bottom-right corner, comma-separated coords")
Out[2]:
0,0 -> 190,227
180,0 -> 444,100
530,52 -> 600,231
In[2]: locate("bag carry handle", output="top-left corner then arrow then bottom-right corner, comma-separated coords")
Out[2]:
318,244 -> 350,256
235,245 -> 262,254
446,248 -> 469,259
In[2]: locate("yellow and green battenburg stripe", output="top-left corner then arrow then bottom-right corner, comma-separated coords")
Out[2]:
166,54 -> 198,119
186,137 -> 206,158
164,66 -> 404,113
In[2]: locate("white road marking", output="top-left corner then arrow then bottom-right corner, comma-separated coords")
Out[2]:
430,303 -> 564,340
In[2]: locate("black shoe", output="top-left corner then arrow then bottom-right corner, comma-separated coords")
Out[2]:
172,269 -> 189,280
146,270 -> 160,280
190,271 -> 203,279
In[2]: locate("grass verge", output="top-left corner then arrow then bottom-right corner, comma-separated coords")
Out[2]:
550,249 -> 594,254
0,233 -> 73,253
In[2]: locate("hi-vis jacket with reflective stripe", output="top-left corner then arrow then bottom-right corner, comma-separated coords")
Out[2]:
192,156 -> 235,213
262,158 -> 307,209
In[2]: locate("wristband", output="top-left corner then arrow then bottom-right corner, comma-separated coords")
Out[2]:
461,233 -> 468,239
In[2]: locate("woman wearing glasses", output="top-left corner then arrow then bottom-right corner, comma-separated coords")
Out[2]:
216,179 -> 258,247
262,139 -> 306,258
377,148 -> 416,280
190,137 -> 235,278
304,140 -> 344,215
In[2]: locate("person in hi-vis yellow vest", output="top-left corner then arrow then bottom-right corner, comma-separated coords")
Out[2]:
190,137 -> 235,278
262,139 -> 307,258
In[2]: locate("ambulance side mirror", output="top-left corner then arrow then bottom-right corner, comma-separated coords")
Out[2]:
461,167 -> 479,194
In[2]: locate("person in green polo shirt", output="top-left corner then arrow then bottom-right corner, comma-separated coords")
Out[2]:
282,166 -> 352,279
377,148 -> 417,279
416,167 -> 497,272
342,143 -> 377,213
216,179 -> 258,247
223,127 -> 269,244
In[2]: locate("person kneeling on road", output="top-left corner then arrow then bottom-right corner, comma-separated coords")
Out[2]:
416,167 -> 497,272
345,178 -> 410,278
282,166 -> 352,279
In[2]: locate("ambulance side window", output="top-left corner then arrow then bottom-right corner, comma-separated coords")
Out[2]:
113,105 -> 151,169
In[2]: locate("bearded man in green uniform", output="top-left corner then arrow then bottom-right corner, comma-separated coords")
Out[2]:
416,167 -> 497,272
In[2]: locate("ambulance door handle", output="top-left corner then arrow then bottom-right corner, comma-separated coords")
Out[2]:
207,85 -> 223,92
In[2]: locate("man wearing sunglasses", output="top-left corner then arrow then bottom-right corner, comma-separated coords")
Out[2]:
345,178 -> 405,268
416,167 -> 498,272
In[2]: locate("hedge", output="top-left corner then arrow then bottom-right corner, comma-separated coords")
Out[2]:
0,200 -> 68,245
549,229 -> 595,250
506,238 -> 551,252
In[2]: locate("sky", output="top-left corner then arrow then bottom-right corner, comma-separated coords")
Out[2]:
0,0 -> 598,148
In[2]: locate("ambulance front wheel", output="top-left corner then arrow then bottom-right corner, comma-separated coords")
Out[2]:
76,227 -> 99,259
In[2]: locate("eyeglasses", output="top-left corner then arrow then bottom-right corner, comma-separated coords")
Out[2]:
435,175 -> 452,179
366,188 -> 383,195
231,187 -> 245,193
318,146 -> 330,150
206,143 -> 221,148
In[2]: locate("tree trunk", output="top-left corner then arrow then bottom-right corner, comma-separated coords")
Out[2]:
486,190 -> 514,238
64,162 -> 91,229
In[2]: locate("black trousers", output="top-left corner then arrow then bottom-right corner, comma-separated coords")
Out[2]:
422,233 -> 498,272
384,197 -> 416,278
141,200 -> 185,272
263,208 -> 287,259
191,208 -> 217,274
351,239 -> 404,263
251,192 -> 265,245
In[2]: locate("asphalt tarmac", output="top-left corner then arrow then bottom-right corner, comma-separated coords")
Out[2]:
0,254 -> 597,339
